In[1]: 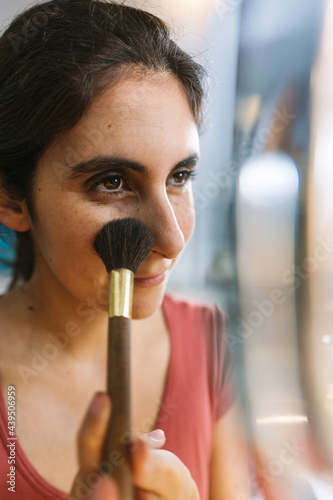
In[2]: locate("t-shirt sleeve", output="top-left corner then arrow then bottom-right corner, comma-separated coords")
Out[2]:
209,305 -> 237,420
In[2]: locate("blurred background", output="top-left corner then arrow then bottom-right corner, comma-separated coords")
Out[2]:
1,1 -> 333,498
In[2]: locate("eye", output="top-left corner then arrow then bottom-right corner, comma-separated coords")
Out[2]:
168,169 -> 198,187
89,174 -> 128,194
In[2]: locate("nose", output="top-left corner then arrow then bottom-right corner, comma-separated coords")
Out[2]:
140,190 -> 186,260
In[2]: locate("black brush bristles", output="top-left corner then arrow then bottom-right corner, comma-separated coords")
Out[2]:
94,218 -> 154,274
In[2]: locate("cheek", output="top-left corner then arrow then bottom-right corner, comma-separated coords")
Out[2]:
31,192 -> 102,276
34,198 -> 89,246
30,207 -> 110,301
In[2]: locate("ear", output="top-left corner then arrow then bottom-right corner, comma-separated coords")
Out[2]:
0,191 -> 31,232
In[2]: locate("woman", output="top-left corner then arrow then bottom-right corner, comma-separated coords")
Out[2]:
0,1 -> 250,499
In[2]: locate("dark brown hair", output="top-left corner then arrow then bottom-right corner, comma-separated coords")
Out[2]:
0,0 -> 206,289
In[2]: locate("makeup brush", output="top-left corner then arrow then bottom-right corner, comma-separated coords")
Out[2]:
94,217 -> 154,499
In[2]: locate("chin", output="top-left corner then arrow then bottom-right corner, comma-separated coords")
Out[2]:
131,284 -> 166,320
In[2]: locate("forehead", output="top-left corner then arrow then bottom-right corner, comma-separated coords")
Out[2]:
46,73 -> 199,172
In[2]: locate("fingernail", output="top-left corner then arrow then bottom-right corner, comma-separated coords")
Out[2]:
89,392 -> 108,417
146,429 -> 165,442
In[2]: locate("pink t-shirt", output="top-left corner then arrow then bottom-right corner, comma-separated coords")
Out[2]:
0,294 -> 235,500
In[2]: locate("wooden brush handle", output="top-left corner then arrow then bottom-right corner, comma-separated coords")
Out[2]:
102,316 -> 134,500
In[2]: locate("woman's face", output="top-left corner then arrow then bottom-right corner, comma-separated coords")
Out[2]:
29,73 -> 199,319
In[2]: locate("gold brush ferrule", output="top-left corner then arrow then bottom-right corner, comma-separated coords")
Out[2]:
109,269 -> 134,319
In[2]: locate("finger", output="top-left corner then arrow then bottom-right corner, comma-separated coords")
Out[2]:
139,429 -> 166,450
70,393 -> 112,500
78,392 -> 111,473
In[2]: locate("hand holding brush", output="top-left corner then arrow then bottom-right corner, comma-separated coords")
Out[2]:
94,218 -> 154,499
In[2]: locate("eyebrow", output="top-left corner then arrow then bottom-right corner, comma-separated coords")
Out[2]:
67,154 -> 199,180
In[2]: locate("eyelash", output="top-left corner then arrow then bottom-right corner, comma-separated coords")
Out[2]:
88,168 -> 198,195
89,173 -> 129,196
168,169 -> 198,186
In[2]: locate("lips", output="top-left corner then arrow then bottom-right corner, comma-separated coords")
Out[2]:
134,270 -> 167,288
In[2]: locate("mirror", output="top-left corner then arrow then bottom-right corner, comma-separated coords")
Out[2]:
232,0 -> 333,497
302,0 -> 333,471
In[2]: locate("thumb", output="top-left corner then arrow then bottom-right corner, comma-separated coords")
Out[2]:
139,429 -> 166,450
132,439 -> 199,500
